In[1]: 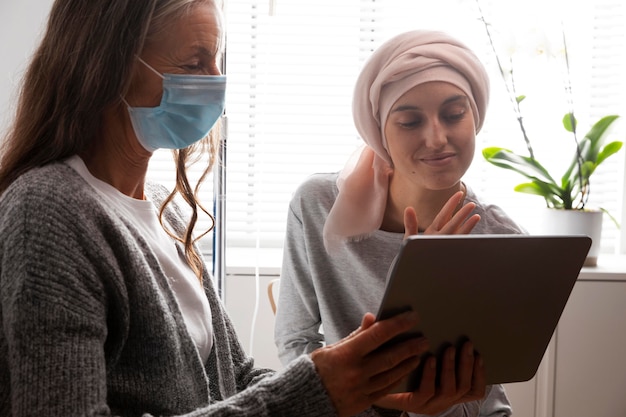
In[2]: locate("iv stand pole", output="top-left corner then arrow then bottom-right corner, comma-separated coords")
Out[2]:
213,45 -> 227,301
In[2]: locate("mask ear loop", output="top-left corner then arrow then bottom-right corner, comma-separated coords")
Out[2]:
121,56 -> 165,107
136,56 -> 165,79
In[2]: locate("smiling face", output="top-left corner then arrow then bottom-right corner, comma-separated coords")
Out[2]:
125,1 -> 223,108
384,81 -> 476,193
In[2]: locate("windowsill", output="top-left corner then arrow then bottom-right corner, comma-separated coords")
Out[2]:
579,254 -> 626,281
226,247 -> 283,276
225,248 -> 626,281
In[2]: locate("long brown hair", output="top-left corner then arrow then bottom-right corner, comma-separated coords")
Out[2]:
0,0 -> 221,282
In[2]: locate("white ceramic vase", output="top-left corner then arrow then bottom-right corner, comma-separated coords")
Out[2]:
539,208 -> 603,266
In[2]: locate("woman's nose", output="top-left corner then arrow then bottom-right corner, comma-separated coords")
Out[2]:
423,119 -> 447,148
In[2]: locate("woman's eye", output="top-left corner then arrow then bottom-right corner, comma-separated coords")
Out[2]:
182,59 -> 211,73
445,110 -> 466,122
183,59 -> 219,75
398,118 -> 422,128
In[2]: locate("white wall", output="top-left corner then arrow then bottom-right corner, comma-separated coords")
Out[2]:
0,1 -> 54,136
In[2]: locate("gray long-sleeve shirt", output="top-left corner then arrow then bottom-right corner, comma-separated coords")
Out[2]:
275,172 -> 525,417
0,162 -> 336,417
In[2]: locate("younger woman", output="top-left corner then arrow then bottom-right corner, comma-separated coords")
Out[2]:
275,30 -> 523,417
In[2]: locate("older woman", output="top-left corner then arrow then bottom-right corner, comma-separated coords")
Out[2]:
275,30 -> 524,416
0,2 -> 442,416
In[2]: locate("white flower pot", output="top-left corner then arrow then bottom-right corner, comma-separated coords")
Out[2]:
539,208 -> 603,266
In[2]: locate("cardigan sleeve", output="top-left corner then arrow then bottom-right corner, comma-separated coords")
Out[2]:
1,180 -> 115,416
176,355 -> 337,417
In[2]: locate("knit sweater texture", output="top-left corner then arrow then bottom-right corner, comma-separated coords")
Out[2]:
0,162 -> 336,417
275,172 -> 525,417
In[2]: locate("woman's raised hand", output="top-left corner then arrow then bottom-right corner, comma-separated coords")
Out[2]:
310,311 -> 429,417
403,190 -> 480,239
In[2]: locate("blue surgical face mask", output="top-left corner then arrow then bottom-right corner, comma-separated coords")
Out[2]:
124,57 -> 226,152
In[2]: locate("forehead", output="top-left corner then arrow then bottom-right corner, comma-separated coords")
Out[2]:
146,2 -> 223,55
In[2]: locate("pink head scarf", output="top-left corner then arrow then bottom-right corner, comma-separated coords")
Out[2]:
323,30 -> 490,252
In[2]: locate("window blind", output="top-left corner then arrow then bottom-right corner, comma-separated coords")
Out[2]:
148,0 -> 626,265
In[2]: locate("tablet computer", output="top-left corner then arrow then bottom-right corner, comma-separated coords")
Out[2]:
376,234 -> 591,392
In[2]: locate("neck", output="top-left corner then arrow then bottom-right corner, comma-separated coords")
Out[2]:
80,106 -> 153,199
381,180 -> 465,233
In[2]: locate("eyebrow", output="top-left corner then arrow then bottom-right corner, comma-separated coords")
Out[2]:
390,94 -> 468,113
191,44 -> 221,58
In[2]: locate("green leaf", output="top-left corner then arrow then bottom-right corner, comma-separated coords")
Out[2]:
596,141 -> 623,166
562,113 -> 577,133
482,147 -> 556,184
581,115 -> 620,161
514,182 -> 568,208
514,182 -> 550,196
516,95 -> 526,104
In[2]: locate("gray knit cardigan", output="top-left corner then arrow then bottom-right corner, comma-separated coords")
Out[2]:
0,162 -> 336,416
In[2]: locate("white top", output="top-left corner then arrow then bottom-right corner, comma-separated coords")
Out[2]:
65,155 -> 213,363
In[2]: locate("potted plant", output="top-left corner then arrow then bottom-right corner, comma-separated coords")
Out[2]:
482,114 -> 622,211
476,2 -> 623,265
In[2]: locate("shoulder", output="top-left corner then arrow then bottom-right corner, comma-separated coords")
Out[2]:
291,172 -> 339,206
288,172 -> 339,215
1,162 -> 101,218
0,162 -> 131,255
465,185 -> 527,234
292,172 -> 339,200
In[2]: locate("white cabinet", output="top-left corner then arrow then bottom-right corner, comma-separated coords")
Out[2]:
503,258 -> 626,417
503,377 -> 539,417
553,280 -> 626,417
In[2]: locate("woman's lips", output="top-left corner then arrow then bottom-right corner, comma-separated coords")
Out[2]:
420,152 -> 455,166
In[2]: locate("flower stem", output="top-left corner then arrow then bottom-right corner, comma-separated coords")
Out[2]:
561,26 -> 587,209
475,0 -> 535,160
